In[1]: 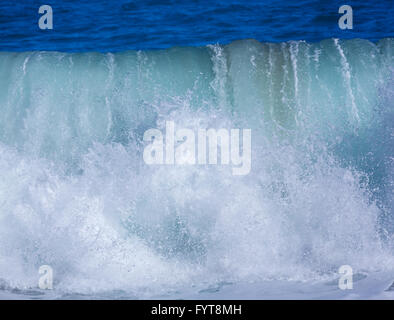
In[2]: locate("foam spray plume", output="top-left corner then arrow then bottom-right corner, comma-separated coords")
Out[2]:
0,38 -> 393,298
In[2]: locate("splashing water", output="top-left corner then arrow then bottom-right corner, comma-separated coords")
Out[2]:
0,38 -> 393,298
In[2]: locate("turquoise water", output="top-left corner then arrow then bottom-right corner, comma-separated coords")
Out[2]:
0,38 -> 393,297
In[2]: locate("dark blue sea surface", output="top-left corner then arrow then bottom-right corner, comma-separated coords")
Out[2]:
0,0 -> 392,52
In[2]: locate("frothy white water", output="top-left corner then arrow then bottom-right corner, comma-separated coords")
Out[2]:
0,38 -> 393,298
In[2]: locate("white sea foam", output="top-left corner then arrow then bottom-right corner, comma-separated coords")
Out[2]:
0,38 -> 393,298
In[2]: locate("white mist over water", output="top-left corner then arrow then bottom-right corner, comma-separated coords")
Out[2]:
0,38 -> 393,298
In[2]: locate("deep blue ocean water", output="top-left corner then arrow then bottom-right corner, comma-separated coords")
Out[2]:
0,0 -> 393,52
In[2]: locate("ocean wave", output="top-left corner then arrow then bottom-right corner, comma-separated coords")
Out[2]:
0,38 -> 393,297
